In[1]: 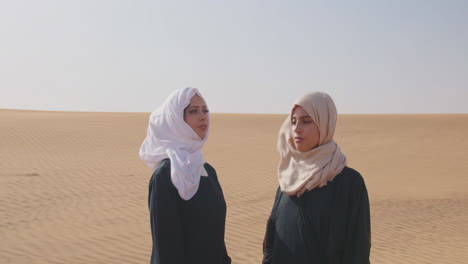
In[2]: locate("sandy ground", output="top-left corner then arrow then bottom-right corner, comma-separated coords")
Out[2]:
1,109 -> 467,264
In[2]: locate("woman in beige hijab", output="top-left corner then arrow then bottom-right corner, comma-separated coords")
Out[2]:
262,92 -> 371,264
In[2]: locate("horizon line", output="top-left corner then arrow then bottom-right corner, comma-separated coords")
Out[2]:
2,108 -> 468,115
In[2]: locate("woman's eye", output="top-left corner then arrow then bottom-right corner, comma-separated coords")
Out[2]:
189,109 -> 198,114
291,120 -> 296,125
203,109 -> 209,113
302,120 -> 311,124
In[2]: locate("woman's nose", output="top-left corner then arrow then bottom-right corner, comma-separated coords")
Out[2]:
293,124 -> 301,133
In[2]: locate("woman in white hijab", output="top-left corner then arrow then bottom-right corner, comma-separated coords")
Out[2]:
262,92 -> 371,264
140,87 -> 231,264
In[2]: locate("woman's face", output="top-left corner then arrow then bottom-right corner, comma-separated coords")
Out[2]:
184,94 -> 209,139
291,106 -> 320,152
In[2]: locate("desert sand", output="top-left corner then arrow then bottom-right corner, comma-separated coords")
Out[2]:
1,109 -> 467,263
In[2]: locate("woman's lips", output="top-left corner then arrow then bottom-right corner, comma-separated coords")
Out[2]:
199,124 -> 207,131
294,137 -> 304,143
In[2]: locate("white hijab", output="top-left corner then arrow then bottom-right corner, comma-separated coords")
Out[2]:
139,87 -> 209,200
277,92 -> 347,197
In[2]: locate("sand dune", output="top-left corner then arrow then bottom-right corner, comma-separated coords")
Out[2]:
1,110 -> 467,263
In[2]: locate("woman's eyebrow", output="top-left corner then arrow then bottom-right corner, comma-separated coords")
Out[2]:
291,115 -> 311,120
187,105 -> 207,109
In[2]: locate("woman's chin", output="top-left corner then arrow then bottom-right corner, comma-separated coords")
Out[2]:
295,144 -> 315,152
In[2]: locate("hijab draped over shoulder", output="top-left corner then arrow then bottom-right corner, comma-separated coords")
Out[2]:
139,87 -> 209,200
277,92 -> 347,197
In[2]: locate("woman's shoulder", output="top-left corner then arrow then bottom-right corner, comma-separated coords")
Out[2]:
203,162 -> 218,177
153,158 -> 170,172
341,166 -> 362,178
150,159 -> 171,183
333,166 -> 366,189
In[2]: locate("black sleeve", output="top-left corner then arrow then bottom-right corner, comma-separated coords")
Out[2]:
223,243 -> 232,264
205,163 -> 232,264
148,165 -> 185,264
262,187 -> 282,264
343,174 -> 371,264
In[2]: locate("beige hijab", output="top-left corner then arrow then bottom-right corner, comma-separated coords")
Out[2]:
277,92 -> 347,197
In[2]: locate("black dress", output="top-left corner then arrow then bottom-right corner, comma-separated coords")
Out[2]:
262,167 -> 371,264
148,159 -> 231,264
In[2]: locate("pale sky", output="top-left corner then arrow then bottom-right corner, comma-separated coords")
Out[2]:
1,0 -> 467,114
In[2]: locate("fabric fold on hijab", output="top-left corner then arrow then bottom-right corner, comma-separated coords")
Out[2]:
139,87 -> 208,200
277,92 -> 347,197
